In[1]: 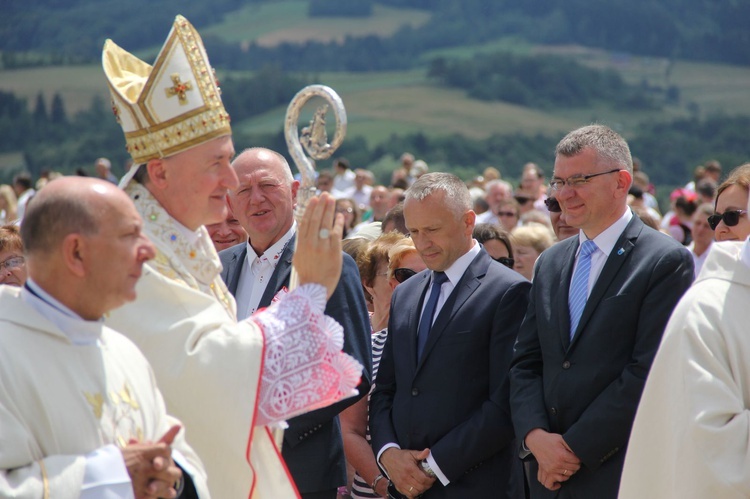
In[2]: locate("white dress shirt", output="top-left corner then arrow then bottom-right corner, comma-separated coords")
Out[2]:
235,223 -> 296,319
571,209 -> 633,296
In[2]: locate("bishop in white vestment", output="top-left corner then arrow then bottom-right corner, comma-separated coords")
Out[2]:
102,15 -> 364,497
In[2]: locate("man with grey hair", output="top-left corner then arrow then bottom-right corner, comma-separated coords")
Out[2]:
475,179 -> 513,225
510,124 -> 693,498
370,172 -> 530,498
220,147 -> 372,499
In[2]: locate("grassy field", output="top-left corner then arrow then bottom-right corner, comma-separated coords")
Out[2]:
203,1 -> 431,47
3,14 -> 750,148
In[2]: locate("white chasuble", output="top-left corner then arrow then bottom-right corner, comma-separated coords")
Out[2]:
106,182 -> 362,498
620,241 -> 750,499
0,286 -> 209,498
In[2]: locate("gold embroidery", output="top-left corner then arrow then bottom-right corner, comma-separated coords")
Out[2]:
84,392 -> 104,419
38,459 -> 50,499
84,382 -> 144,445
120,384 -> 140,409
165,73 -> 193,104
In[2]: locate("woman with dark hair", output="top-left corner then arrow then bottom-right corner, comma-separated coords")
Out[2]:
473,222 -> 514,269
710,163 -> 750,242
0,224 -> 26,286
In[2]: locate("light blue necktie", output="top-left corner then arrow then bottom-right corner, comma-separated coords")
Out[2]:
417,271 -> 448,360
568,240 -> 598,339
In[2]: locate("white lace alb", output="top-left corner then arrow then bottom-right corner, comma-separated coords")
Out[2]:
252,283 -> 363,425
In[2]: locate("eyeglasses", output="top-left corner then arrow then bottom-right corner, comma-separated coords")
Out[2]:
337,207 -> 354,214
497,211 -> 517,217
708,210 -> 747,230
514,196 -> 532,204
544,197 -> 562,213
494,257 -> 514,269
393,267 -> 418,283
0,256 -> 24,271
549,169 -> 621,191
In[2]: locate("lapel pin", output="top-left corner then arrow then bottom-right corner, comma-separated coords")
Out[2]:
617,248 -> 625,256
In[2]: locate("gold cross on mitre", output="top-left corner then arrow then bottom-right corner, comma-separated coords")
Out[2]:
165,73 -> 193,104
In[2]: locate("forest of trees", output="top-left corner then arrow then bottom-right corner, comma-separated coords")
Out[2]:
1,0 -> 749,187
2,80 -> 748,189
2,0 -> 750,68
427,52 -> 670,110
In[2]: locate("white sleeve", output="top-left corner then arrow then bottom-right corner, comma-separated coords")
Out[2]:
251,283 -> 363,426
81,444 -> 134,499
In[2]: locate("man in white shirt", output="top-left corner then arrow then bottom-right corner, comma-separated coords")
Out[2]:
13,172 -> 35,222
220,147 -> 372,499
370,172 -> 530,498
0,176 -> 209,498
510,125 -> 693,499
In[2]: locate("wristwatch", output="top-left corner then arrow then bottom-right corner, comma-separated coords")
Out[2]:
420,459 -> 436,478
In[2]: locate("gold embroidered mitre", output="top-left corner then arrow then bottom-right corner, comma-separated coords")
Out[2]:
102,15 -> 231,170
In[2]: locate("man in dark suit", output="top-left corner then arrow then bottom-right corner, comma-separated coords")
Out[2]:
509,124 -> 694,499
369,172 -> 531,499
219,147 -> 372,499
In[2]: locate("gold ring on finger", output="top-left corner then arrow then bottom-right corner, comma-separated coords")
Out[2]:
563,469 -> 568,476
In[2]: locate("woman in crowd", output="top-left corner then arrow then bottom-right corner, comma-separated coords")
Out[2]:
495,198 -> 521,231
473,223 -> 514,269
0,185 -> 18,225
336,197 -> 361,238
341,233 -> 427,498
710,163 -> 750,242
688,203 -> 715,277
511,224 -> 555,281
545,195 -> 578,241
0,224 -> 27,287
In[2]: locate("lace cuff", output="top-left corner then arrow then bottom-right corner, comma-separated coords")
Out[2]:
252,283 -> 363,426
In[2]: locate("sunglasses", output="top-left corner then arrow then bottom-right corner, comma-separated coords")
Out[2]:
494,257 -> 514,269
707,210 -> 748,230
544,197 -> 561,213
514,196 -> 532,204
393,267 -> 418,283
497,211 -> 517,217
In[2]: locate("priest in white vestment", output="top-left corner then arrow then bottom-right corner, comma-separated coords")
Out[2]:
0,177 -> 209,498
619,238 -> 750,499
102,15 -> 364,498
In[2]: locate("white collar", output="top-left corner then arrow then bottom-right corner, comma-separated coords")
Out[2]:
740,236 -> 750,269
248,221 -> 297,265
22,279 -> 103,346
442,240 -> 481,285
578,209 -> 633,257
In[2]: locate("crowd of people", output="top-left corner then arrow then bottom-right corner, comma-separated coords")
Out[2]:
2,13 -> 750,499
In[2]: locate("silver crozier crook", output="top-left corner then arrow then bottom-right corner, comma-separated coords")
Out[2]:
284,84 -> 347,290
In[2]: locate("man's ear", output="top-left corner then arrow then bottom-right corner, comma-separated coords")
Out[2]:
61,233 -> 87,277
146,158 -> 169,190
291,179 -> 300,206
615,170 -> 633,199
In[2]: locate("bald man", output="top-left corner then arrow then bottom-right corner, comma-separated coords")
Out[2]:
220,147 -> 372,499
0,177 -> 209,498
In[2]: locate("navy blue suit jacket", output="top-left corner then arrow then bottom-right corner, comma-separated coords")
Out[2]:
370,248 -> 530,499
220,234 -> 372,494
510,214 -> 694,499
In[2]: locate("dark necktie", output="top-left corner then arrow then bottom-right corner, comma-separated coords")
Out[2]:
417,271 -> 449,360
